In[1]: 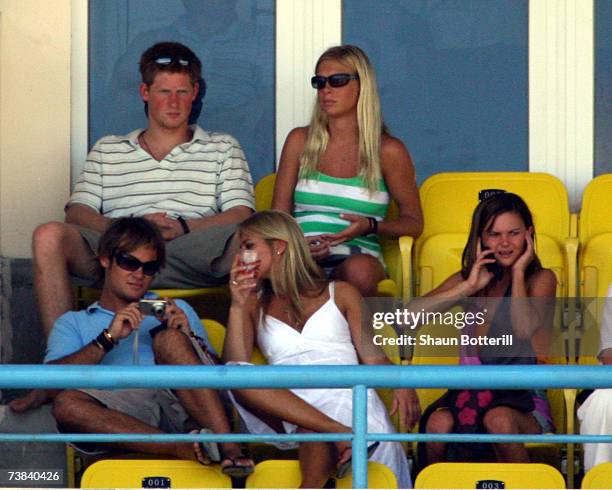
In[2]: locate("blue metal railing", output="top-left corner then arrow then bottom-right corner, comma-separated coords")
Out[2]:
3,364 -> 612,488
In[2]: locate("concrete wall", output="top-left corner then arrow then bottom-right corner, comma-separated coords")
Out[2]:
0,2 -> 75,471
0,0 -> 71,259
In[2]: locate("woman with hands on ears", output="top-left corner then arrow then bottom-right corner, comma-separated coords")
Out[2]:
416,191 -> 557,467
272,45 -> 423,297
222,210 -> 413,489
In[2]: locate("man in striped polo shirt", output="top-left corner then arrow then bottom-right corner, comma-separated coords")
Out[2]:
32,41 -> 254,338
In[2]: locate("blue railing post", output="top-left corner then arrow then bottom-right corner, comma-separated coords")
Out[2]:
352,384 -> 368,488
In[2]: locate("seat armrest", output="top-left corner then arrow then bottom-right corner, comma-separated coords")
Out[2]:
398,235 -> 413,302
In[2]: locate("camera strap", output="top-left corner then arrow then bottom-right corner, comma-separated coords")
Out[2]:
132,327 -> 140,365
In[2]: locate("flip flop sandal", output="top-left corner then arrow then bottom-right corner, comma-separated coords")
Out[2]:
336,441 -> 380,479
221,455 -> 255,478
191,428 -> 221,464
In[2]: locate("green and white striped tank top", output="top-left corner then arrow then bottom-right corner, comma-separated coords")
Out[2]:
293,171 -> 389,263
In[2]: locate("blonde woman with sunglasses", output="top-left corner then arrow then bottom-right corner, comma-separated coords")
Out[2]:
272,45 -> 423,297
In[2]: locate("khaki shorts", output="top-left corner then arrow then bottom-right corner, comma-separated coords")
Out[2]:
59,388 -> 192,455
78,223 -> 236,288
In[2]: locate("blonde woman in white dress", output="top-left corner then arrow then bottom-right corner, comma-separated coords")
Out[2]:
222,210 -> 414,488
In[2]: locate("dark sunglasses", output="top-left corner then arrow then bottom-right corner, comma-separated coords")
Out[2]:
113,250 -> 161,276
154,56 -> 191,67
311,73 -> 359,90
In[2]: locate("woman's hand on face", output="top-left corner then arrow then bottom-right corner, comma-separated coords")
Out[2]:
513,230 -> 534,275
390,388 -> 421,431
229,254 -> 259,306
322,213 -> 371,246
464,241 -> 496,295
306,235 -> 331,260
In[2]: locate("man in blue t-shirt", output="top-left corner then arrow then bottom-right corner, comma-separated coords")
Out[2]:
14,217 -> 253,475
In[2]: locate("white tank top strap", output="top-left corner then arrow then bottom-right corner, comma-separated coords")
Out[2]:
329,281 -> 335,300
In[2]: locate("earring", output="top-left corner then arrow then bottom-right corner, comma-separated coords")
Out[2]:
276,251 -> 281,255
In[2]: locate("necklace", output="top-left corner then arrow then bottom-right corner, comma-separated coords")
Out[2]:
139,132 -> 162,161
140,130 -> 193,161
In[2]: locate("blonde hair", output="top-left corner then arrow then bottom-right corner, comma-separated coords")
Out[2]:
238,210 -> 326,326
300,45 -> 387,193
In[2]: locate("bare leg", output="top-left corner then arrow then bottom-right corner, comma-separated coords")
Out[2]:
331,254 -> 385,297
425,409 -> 453,464
483,406 -> 541,462
32,221 -> 98,337
52,390 -> 195,459
153,328 -> 245,461
298,428 -> 336,488
232,388 -> 351,457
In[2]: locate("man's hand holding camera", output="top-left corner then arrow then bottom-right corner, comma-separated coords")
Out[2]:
162,298 -> 190,335
109,298 -> 190,343
108,303 -> 146,341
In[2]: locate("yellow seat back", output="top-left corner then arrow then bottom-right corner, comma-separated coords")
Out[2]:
200,318 -> 266,365
577,176 -> 612,364
579,175 -> 612,245
414,462 -> 565,489
416,233 -> 466,296
578,176 -> 612,299
254,172 -> 277,211
245,459 -> 397,488
582,462 -> 612,488
200,318 -> 225,354
578,234 -> 612,365
336,461 -> 398,488
80,459 -> 231,488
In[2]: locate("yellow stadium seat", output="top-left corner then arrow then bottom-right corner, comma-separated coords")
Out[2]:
563,176 -> 612,486
245,460 -> 302,488
336,461 -> 398,488
80,459 -> 231,488
200,318 -> 225,354
577,175 -> 612,362
414,462 -> 566,489
578,175 -> 612,244
200,318 -> 266,365
254,173 -> 412,300
581,462 -> 612,488
245,459 -> 397,488
254,172 -> 277,211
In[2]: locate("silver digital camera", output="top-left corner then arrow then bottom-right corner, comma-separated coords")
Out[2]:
138,299 -> 167,317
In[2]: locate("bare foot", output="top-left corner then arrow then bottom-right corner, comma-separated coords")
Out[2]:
9,389 -> 49,413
